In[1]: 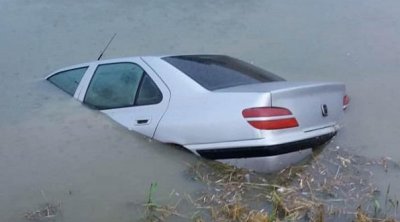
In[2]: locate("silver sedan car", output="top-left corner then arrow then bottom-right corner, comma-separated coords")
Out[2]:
46,55 -> 349,160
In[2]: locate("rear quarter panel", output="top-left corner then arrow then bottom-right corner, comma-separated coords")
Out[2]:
141,57 -> 273,145
153,92 -> 271,145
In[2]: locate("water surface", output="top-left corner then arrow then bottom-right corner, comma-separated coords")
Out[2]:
1,0 -> 400,221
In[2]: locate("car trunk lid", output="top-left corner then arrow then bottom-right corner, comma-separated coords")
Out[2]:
218,81 -> 346,131
269,82 -> 345,131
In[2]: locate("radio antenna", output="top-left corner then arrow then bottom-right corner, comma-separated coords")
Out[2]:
97,33 -> 117,61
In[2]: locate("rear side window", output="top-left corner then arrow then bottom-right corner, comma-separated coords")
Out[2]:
47,67 -> 88,96
135,75 -> 163,106
163,55 -> 284,90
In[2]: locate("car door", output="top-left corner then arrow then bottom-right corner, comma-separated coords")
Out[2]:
77,58 -> 170,138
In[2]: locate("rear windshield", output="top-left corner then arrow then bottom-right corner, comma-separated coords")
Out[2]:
162,55 -> 284,90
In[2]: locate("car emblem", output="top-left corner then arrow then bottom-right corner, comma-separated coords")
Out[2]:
321,104 -> 328,117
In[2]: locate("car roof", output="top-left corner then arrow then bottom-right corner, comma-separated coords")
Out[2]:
46,54 -> 283,94
45,55 -> 210,96
47,54 -> 226,75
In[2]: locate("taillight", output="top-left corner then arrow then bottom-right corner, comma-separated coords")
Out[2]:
242,107 -> 299,130
343,95 -> 350,110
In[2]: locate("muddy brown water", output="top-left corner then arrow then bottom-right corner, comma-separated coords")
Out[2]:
1,0 -> 400,221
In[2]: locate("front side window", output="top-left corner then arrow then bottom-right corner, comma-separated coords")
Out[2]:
84,63 -> 162,110
47,67 -> 88,96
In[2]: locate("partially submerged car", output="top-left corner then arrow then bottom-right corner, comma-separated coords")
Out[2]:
46,55 -> 349,160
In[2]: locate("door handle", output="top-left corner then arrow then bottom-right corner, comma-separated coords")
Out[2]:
136,119 -> 149,125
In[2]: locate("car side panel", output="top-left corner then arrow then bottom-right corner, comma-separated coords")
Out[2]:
144,57 -> 273,146
153,92 -> 271,145
76,58 -> 171,138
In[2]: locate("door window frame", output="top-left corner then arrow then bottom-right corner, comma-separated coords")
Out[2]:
75,59 -> 167,110
83,62 -> 162,110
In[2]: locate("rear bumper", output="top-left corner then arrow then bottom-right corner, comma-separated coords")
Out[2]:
196,132 -> 336,159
